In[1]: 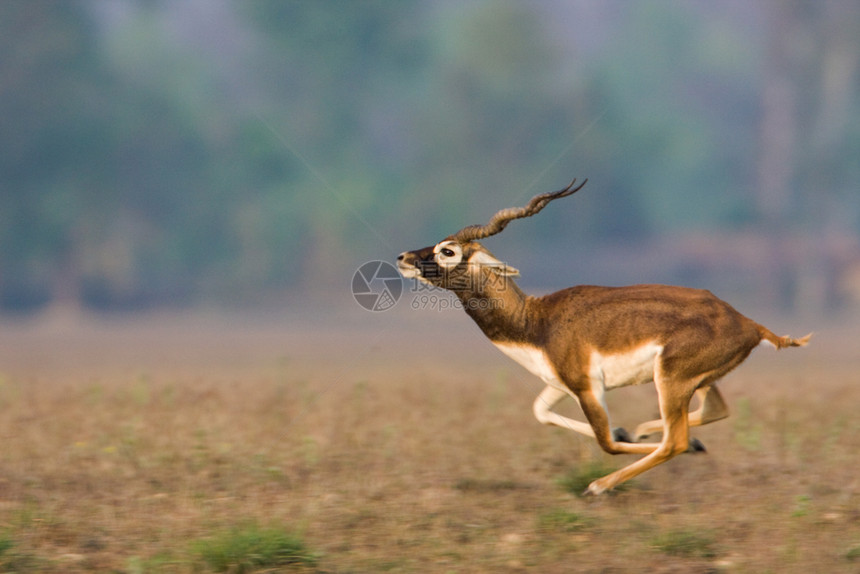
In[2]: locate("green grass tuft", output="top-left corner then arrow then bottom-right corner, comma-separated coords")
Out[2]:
192,523 -> 318,572
651,528 -> 718,558
556,461 -> 628,496
0,535 -> 12,556
0,535 -> 41,572
537,509 -> 594,532
846,545 -> 860,562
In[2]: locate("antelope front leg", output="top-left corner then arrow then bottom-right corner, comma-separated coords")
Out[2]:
533,386 -> 644,444
577,388 -> 662,456
532,385 -> 595,437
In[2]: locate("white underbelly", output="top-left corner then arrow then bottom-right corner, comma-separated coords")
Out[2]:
589,342 -> 662,389
492,340 -> 662,392
492,341 -> 565,389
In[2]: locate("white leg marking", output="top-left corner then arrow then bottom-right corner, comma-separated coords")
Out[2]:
491,342 -> 599,439
533,385 -> 595,438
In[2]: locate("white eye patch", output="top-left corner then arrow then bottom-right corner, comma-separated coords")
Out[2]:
433,240 -> 463,268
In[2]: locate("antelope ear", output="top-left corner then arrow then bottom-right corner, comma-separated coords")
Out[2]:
468,250 -> 520,277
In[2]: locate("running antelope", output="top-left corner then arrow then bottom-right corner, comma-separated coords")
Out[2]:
397,179 -> 810,495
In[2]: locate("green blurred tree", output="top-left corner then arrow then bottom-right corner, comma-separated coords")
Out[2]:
582,4 -> 761,232
0,0 -> 117,311
1,1 -> 857,312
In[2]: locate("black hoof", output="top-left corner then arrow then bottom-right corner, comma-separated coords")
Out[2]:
687,438 -> 707,453
612,427 -> 633,443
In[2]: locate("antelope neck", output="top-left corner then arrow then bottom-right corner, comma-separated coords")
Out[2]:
454,277 -> 537,344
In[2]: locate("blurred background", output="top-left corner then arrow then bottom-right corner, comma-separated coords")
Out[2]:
2,0 -> 859,321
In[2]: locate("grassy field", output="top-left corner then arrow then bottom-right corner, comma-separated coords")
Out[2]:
0,308 -> 858,573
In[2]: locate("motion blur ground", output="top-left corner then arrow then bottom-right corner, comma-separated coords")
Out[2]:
0,309 -> 857,572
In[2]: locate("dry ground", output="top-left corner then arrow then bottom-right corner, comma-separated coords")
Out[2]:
0,305 -> 858,572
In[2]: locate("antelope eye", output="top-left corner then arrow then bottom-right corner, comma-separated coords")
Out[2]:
441,248 -> 455,257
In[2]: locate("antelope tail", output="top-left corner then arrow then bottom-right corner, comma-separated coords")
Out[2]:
758,326 -> 812,349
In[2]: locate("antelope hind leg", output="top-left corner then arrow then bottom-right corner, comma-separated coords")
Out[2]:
633,385 -> 728,447
586,382 -> 695,495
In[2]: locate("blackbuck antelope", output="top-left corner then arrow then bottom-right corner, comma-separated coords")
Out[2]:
397,179 -> 811,495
